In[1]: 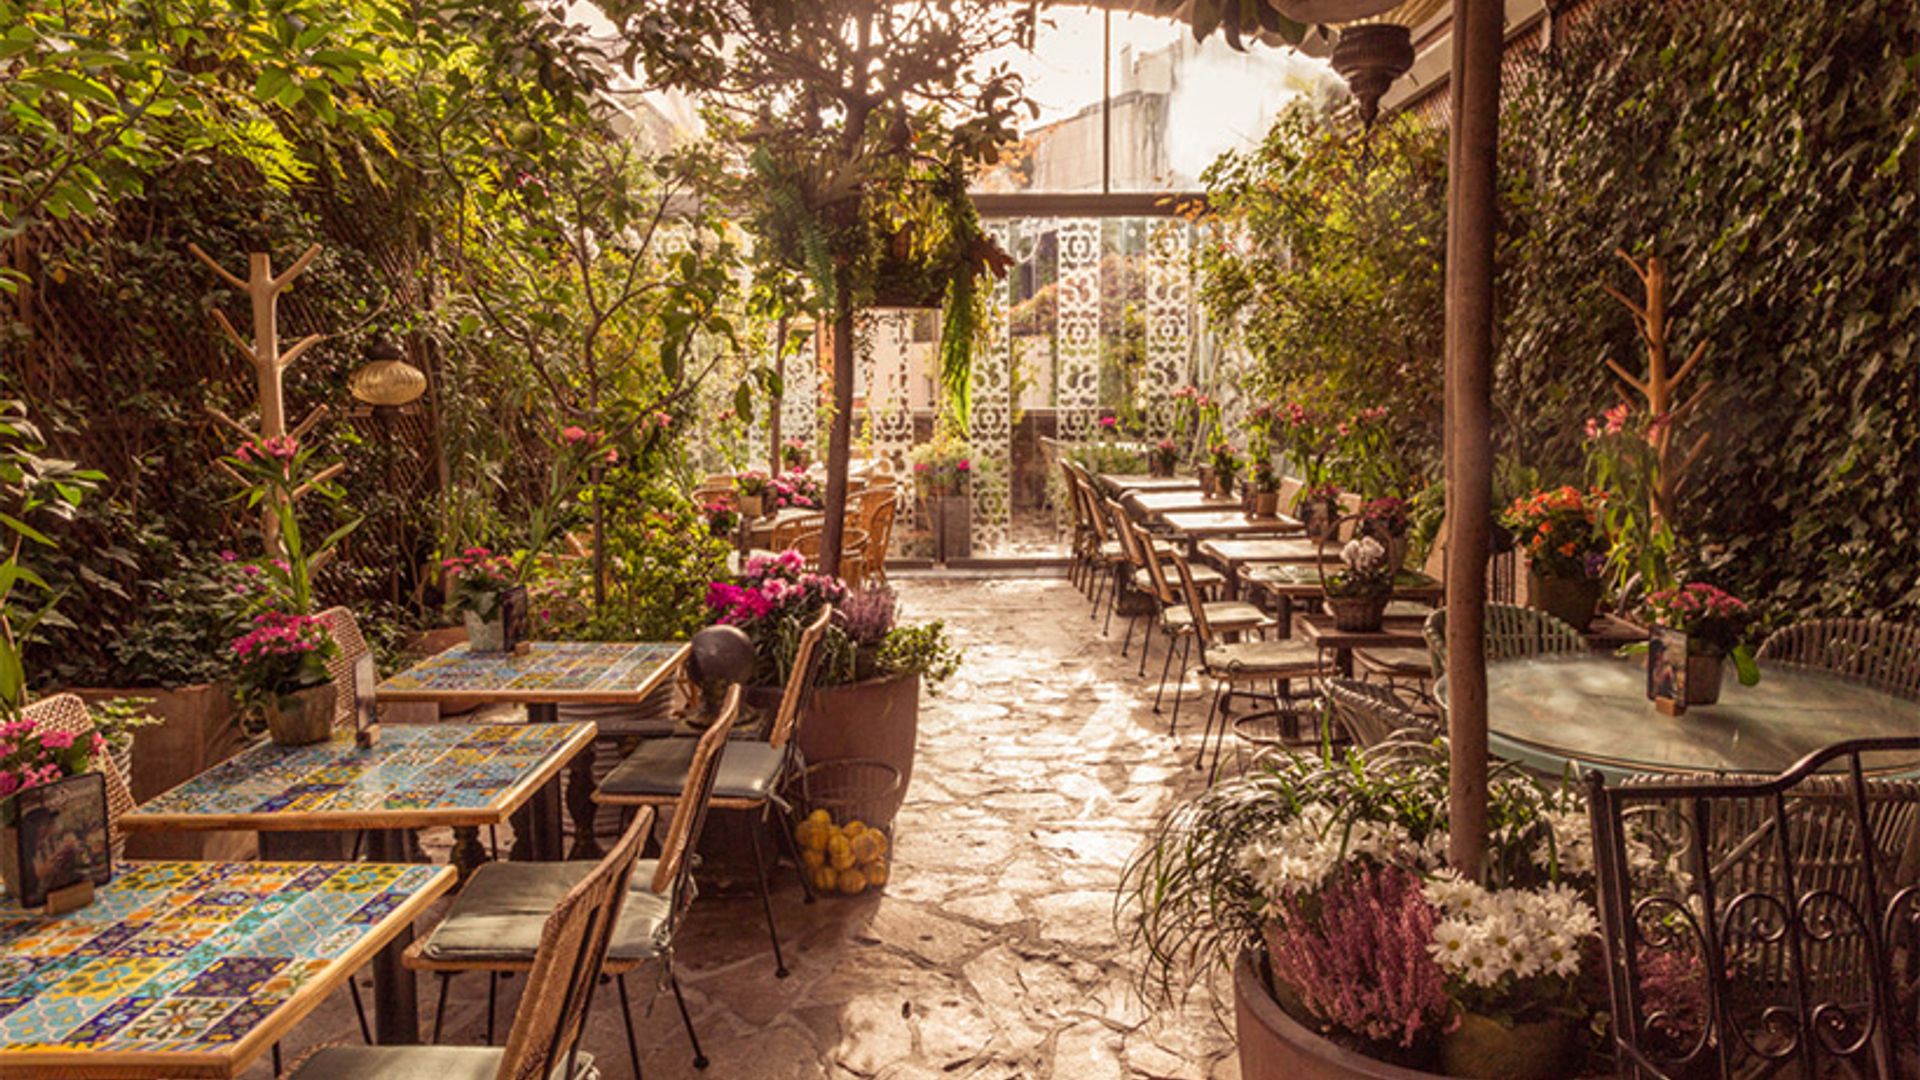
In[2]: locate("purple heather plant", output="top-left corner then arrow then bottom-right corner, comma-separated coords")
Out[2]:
837,585 -> 898,647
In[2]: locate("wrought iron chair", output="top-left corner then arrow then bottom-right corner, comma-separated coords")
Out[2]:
1323,678 -> 1436,748
294,772 -> 650,1080
1586,738 -> 1920,1080
405,687 -> 742,1080
1757,619 -> 1920,700
1169,551 -> 1321,780
594,606 -> 832,979
1422,601 -> 1586,678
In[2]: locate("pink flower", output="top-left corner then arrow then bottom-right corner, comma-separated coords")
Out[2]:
561,426 -> 589,444
39,730 -> 75,750
1098,416 -> 1118,429
219,550 -> 238,562
604,447 -> 619,464
955,459 -> 971,472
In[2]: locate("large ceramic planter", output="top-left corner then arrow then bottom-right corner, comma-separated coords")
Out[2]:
1527,570 -> 1601,631
68,682 -> 254,862
798,672 -> 920,825
1439,1011 -> 1576,1080
1234,951 -> 1444,1080
264,684 -> 334,747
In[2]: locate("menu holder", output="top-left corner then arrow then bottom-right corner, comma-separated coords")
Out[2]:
353,652 -> 380,748
1647,626 -> 1688,716
14,773 -> 111,912
500,584 -> 531,655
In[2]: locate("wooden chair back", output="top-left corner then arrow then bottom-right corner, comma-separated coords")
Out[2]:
691,485 -> 734,507
1103,498 -> 1145,570
861,495 -> 896,583
1168,552 -> 1218,646
1587,739 -> 1920,1080
20,693 -> 136,851
1757,619 -> 1920,701
492,795 -> 650,1080
769,607 -> 833,750
651,687 -> 739,907
318,606 -> 372,732
1077,472 -> 1113,547
1134,518 -> 1181,607
1276,475 -> 1304,509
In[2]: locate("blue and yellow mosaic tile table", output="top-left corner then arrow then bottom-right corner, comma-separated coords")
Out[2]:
0,860 -> 454,1078
378,641 -> 689,864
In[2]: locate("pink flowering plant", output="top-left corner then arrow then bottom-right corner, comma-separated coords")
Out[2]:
1124,738 -> 1613,1068
442,547 -> 518,619
0,714 -> 108,823
735,470 -> 770,498
1149,438 -> 1180,475
705,549 -> 847,683
768,469 -> 823,510
909,435 -> 973,497
1583,401 -> 1679,597
228,611 -> 338,725
1272,401 -> 1336,491
225,435 -> 361,614
1641,582 -> 1760,683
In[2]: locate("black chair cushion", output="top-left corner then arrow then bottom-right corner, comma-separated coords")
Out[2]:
416,861 -> 671,965
597,736 -> 783,802
289,1045 -> 596,1079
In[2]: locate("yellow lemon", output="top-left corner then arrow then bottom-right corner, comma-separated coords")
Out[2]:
827,834 -> 852,860
829,849 -> 855,872
838,868 -> 868,895
868,830 -> 889,858
844,820 -> 866,837
808,809 -> 832,825
800,848 -> 825,871
811,866 -> 837,894
850,831 -> 883,864
865,859 -> 889,886
802,825 -> 830,853
793,820 -> 822,851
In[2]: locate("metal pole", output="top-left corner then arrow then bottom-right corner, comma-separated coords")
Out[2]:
1444,0 -> 1502,879
1102,7 -> 1112,195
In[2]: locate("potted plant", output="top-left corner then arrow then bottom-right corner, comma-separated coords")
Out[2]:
770,468 -> 826,511
1122,740 -> 1613,1080
230,611 -> 338,746
443,547 -> 520,652
1322,535 -> 1394,632
1360,497 -> 1414,572
1503,487 -> 1610,631
1208,441 -> 1243,499
0,714 -> 110,898
702,500 -> 741,539
1149,438 -> 1181,479
85,697 -> 162,783
911,436 -> 973,561
1297,483 -> 1344,544
736,470 -> 772,518
781,438 -> 812,471
1250,460 -> 1283,518
1640,582 -> 1759,705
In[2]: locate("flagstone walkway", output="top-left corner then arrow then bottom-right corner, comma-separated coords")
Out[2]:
253,576 -> 1239,1079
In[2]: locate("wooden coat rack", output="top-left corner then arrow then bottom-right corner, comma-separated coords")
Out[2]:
1601,248 -> 1712,526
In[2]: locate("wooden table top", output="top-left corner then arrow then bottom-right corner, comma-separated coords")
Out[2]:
1294,612 -> 1431,650
1096,473 -> 1200,495
1123,490 -> 1241,521
1162,510 -> 1303,538
1243,563 -> 1442,600
122,722 -> 595,833
0,860 -> 455,1079
1198,537 -> 1329,568
376,641 -> 687,706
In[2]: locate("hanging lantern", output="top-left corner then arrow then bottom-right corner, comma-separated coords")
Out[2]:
348,336 -> 427,408
1331,22 -> 1416,126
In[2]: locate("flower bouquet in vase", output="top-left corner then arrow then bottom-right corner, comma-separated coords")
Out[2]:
1321,534 -> 1393,631
1249,460 -> 1282,518
1207,442 -> 1241,499
1641,583 -> 1759,705
445,547 -> 521,652
1503,487 -> 1610,631
231,611 -> 339,746
1149,438 -> 1180,479
734,471 -> 771,518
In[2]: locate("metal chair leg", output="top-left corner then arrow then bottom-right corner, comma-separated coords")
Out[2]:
617,973 -> 644,1080
771,802 -> 817,904
273,1042 -> 282,1077
1196,683 -> 1225,771
1101,572 -> 1120,636
1169,637 -> 1192,733
486,971 -> 498,1045
1120,609 -> 1138,658
669,965 -> 710,1069
1152,630 -> 1175,709
347,973 -> 371,1044
431,973 -> 452,1044
748,821 -> 790,978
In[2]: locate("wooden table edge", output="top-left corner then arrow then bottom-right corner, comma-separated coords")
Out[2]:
0,863 -> 457,1080
373,642 -> 689,706
120,722 -> 599,834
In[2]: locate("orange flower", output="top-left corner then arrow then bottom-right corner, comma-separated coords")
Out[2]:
1559,541 -> 1577,557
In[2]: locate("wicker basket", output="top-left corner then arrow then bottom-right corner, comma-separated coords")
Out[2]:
1325,594 -> 1388,632
788,759 -> 902,899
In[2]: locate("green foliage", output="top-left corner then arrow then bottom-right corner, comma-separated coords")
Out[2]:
86,696 -> 163,760
1499,0 -> 1920,625
873,621 -> 963,693
0,402 -> 102,715
543,469 -> 731,644
110,555 -> 256,687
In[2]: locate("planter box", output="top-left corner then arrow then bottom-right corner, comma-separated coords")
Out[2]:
68,682 -> 255,862
927,494 -> 972,563
1235,950 -> 1442,1080
798,672 -> 920,825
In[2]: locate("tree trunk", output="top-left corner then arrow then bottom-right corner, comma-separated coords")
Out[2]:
1444,0 -> 1502,880
820,275 -> 855,579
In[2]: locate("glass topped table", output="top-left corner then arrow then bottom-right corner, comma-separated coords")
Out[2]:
1445,655 -> 1920,778
0,860 -> 454,1074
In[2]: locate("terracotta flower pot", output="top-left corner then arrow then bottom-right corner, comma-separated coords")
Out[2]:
797,673 -> 920,825
738,493 -> 765,518
1527,570 -> 1601,631
265,684 -> 333,747
1439,1011 -> 1577,1080
1234,951 -> 1445,1080
1687,645 -> 1725,705
1253,490 -> 1281,518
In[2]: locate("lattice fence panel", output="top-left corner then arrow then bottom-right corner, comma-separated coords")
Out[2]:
1053,217 -> 1102,442
1144,219 -> 1192,438
780,337 -> 819,459
859,309 -> 916,533
967,221 -> 1013,552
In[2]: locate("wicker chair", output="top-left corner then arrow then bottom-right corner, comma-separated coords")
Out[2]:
20,693 -> 136,853
405,687 -> 741,1079
1058,458 -> 1099,593
856,490 -> 896,586
1587,739 -> 1920,1080
1132,514 -> 1261,728
1757,618 -> 1920,700
1422,601 -> 1586,678
296,778 -> 649,1080
1324,679 -> 1436,748
595,607 -> 832,980
318,606 -> 373,732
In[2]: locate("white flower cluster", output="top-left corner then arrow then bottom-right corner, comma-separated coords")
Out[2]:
1424,873 -> 1599,987
1239,806 -> 1444,901
1535,805 -> 1595,878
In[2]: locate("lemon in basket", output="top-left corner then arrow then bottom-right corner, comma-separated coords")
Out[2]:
838,867 -> 869,895
866,859 -> 889,887
827,834 -> 855,870
850,830 -> 884,864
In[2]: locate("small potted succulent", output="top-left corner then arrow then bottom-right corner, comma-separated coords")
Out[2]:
1295,483 -> 1343,544
1641,582 -> 1759,705
444,547 -> 521,653
1207,441 -> 1242,499
735,470 -> 772,518
1149,438 -> 1180,479
230,611 -> 338,746
1321,534 -> 1393,632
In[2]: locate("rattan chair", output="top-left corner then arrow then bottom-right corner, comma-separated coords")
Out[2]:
20,693 -> 136,853
1422,601 -> 1586,677
1058,459 -> 1100,593
318,606 -> 373,732
594,607 -> 832,979
1587,739 -> 1920,1080
1170,551 -> 1322,780
767,514 -> 814,552
296,782 -> 650,1080
857,489 -> 897,587
1757,618 -> 1920,700
1323,679 -> 1436,748
1132,514 -> 1262,728
405,687 -> 741,1080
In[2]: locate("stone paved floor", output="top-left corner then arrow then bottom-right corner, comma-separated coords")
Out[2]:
250,576 -> 1239,1079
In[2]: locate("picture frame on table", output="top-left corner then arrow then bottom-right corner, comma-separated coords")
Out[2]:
13,773 -> 112,910
1647,626 -> 1688,716
500,584 -> 531,655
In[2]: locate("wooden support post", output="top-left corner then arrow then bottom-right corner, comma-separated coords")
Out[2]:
1443,0 -> 1503,880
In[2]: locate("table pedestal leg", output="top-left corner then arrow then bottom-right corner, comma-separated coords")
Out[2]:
566,740 -> 602,860
512,703 -> 567,861
367,827 -> 420,1045
451,827 -> 489,876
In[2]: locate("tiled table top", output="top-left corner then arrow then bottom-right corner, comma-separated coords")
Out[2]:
121,723 -> 594,832
376,641 -> 686,704
0,860 -> 454,1078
